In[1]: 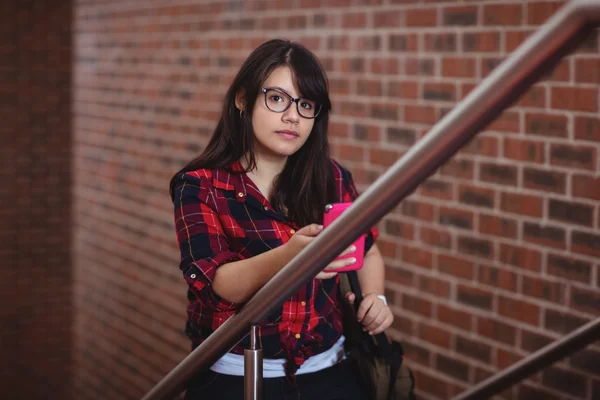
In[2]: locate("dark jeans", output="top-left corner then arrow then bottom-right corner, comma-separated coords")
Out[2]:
184,359 -> 369,400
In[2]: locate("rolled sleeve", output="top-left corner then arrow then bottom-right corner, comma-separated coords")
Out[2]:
174,172 -> 244,312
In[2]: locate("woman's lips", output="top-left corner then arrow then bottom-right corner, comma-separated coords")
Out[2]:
276,130 -> 299,140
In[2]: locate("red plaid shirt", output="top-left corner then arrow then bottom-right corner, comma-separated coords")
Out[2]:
173,159 -> 378,376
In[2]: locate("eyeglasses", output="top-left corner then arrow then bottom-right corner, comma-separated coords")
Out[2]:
261,88 -> 321,119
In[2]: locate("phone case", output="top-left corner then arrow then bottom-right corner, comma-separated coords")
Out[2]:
323,202 -> 365,272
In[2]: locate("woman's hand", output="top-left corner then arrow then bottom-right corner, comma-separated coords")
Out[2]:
283,224 -> 357,280
345,292 -> 393,335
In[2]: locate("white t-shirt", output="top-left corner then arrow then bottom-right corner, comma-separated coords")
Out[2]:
210,335 -> 347,378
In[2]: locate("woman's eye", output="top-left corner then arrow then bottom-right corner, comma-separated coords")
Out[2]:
300,102 -> 313,109
270,95 -> 283,102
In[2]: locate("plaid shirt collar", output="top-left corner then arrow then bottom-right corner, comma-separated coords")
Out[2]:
212,160 -> 291,225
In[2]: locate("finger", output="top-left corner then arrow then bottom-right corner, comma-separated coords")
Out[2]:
370,313 -> 394,335
345,292 -> 355,304
356,296 -> 376,322
364,308 -> 387,332
298,223 -> 323,237
324,257 -> 356,271
362,305 -> 384,329
315,271 -> 337,280
339,244 -> 357,257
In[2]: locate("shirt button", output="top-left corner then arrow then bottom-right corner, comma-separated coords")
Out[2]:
290,229 -> 295,235
295,333 -> 301,339
301,301 -> 306,307
264,206 -> 269,211
237,192 -> 244,198
190,274 -> 196,279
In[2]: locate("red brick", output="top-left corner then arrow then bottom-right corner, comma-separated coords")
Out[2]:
404,105 -> 437,124
521,275 -> 566,304
373,10 -> 403,27
400,200 -> 435,221
341,12 -> 367,28
401,244 -> 433,269
515,86 -> 547,108
550,144 -> 597,171
497,349 -> 522,369
418,274 -> 450,298
483,3 -> 523,26
388,34 -> 419,52
405,57 -> 436,76
440,159 -> 474,180
329,78 -> 351,95
418,322 -> 452,349
523,222 -> 566,249
463,31 -> 500,52
402,293 -> 433,317
420,227 -> 452,249
523,167 -> 567,194
387,265 -> 414,286
370,58 -> 401,75
477,316 -> 517,345
387,80 -> 418,99
503,137 -> 545,163
442,57 -> 476,78
551,86 -> 598,112
422,82 -> 456,102
457,284 -> 493,311
369,147 -> 402,167
377,238 -> 399,259
439,206 -> 473,230
574,116 -> 600,142
547,254 -> 592,284
339,143 -> 366,161
413,370 -> 449,399
424,33 -> 457,52
370,103 -> 399,121
438,253 -> 474,280
486,110 -> 521,133
328,121 -> 350,138
575,58 -> 600,83
339,101 -> 368,117
419,178 -> 453,201
546,59 -> 571,81
498,295 -> 540,325
572,231 -> 600,258
462,135 -> 499,157
480,163 -> 518,187
458,184 -> 495,209
528,1 -> 564,25
526,113 -> 569,138
405,8 -> 437,27
499,243 -> 542,271
437,304 -> 473,331
477,264 -> 518,292
479,214 -> 518,239
572,175 -> 600,201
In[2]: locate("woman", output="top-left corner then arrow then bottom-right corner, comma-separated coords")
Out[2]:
170,39 -> 393,399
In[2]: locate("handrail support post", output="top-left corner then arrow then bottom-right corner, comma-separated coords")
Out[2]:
244,325 -> 263,400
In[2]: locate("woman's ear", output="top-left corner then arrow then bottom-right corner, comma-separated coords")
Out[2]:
235,90 -> 245,112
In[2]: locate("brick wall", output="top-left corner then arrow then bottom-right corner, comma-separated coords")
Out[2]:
73,1 -> 600,399
1,1 -> 73,399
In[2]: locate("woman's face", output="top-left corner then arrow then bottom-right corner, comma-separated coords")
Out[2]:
249,66 -> 317,162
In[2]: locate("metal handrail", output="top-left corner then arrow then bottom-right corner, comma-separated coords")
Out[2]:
142,1 -> 600,399
452,317 -> 600,400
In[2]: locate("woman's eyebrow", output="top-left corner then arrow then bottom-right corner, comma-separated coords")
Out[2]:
269,86 -> 301,98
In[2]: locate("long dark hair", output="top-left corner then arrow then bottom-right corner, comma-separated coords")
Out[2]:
169,39 -> 336,226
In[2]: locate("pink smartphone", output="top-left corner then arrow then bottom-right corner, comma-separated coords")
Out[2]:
323,202 -> 365,272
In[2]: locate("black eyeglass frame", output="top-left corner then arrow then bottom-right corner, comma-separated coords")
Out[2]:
261,88 -> 322,119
